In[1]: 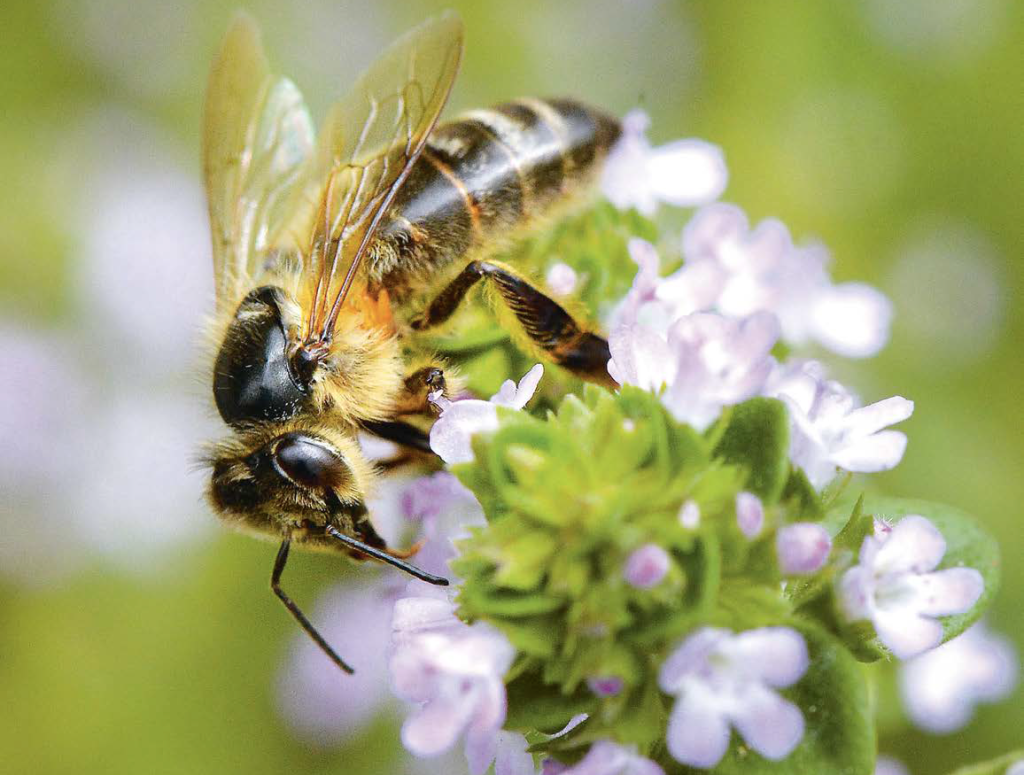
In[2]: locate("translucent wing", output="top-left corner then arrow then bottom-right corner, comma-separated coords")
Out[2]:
301,12 -> 463,343
203,13 -> 314,312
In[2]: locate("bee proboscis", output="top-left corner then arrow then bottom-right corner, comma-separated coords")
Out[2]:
202,11 -> 622,672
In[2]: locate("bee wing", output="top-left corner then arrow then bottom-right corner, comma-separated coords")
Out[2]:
203,13 -> 315,312
301,12 -> 463,342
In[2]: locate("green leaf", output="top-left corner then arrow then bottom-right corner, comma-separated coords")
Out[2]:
505,668 -> 597,734
943,751 -> 1024,775
712,398 -> 790,504
663,622 -> 875,775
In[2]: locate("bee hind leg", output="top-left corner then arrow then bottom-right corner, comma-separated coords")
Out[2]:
411,260 -> 617,389
270,539 -> 355,674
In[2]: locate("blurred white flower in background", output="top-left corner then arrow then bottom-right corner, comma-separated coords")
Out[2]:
863,0 -> 1009,64
73,110 -> 213,377
0,109 -> 216,583
0,328 -> 90,584
899,623 -> 1017,733
277,579 -> 400,745
885,220 -> 1005,367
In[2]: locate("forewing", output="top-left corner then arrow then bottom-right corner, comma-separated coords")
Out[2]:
203,13 -> 314,312
302,12 -> 463,341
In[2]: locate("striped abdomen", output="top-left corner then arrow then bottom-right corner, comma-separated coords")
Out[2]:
369,97 -> 621,297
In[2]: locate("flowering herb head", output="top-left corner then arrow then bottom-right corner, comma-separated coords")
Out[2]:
339,114 -> 1010,775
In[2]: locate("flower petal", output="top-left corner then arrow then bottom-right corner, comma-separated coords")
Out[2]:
810,282 -> 893,358
494,732 -> 535,775
402,690 -> 476,757
665,689 -> 731,768
511,364 -> 544,409
658,628 -> 731,692
829,430 -> 908,473
842,396 -> 914,438
730,684 -> 805,761
429,401 -> 500,464
910,567 -> 984,617
466,725 -> 499,775
730,627 -> 810,688
873,515 -> 946,575
873,607 -> 944,659
645,139 -> 728,207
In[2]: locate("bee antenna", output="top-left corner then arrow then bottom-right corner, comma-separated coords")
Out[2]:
325,526 -> 449,586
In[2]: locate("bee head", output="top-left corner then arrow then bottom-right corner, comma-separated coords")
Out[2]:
206,425 -> 374,533
213,287 -> 318,426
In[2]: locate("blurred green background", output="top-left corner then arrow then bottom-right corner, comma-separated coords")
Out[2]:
1,1 -> 1021,773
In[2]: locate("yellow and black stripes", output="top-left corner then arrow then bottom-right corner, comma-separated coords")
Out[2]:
369,97 -> 621,295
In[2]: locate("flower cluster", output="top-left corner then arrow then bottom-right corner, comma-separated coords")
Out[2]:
272,110 -> 1009,775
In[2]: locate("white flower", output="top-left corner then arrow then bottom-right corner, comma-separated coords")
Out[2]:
429,364 -> 544,464
682,203 -> 892,358
838,515 -> 985,659
609,238 -> 725,334
767,360 -> 914,489
559,741 -> 665,775
601,110 -> 728,216
658,627 -> 808,768
276,581 -> 397,744
390,590 -> 516,775
899,623 -> 1017,733
546,262 -> 579,297
609,308 -> 779,432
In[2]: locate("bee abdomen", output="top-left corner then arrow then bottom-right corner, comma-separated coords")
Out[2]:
372,98 -> 620,291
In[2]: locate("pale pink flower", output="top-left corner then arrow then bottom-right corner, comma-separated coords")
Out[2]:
682,203 -> 892,357
767,360 -> 913,489
736,492 -> 765,538
601,110 -> 727,216
390,590 -> 516,774
609,309 -> 778,432
659,627 -> 808,768
429,365 -> 544,464
623,544 -> 671,588
777,523 -> 832,575
838,516 -> 984,659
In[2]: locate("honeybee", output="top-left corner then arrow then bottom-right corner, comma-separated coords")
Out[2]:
202,12 -> 622,672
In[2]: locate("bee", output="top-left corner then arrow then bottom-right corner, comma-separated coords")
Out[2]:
202,12 -> 622,672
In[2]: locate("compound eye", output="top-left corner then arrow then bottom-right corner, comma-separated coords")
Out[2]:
271,434 -> 350,491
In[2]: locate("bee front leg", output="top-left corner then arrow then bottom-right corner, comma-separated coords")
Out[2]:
392,365 -> 448,415
270,538 -> 355,674
411,260 -> 617,388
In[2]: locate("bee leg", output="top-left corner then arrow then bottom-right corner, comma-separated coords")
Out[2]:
361,419 -> 434,454
270,539 -> 355,674
391,366 -> 447,415
411,260 -> 617,388
325,525 -> 449,586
